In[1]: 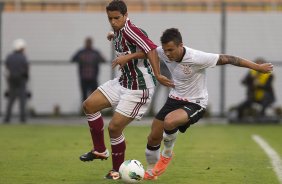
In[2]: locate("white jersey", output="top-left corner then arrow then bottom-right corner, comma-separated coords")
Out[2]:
156,46 -> 219,108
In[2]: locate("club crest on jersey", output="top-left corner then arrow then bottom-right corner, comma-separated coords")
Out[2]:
182,64 -> 192,74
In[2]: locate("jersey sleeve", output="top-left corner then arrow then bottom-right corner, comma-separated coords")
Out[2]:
123,19 -> 157,53
193,49 -> 219,69
156,46 -> 163,58
156,46 -> 169,61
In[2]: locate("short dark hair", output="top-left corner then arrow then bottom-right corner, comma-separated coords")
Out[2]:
106,0 -> 127,15
160,28 -> 183,45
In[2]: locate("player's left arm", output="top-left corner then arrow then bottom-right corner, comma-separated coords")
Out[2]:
216,54 -> 273,73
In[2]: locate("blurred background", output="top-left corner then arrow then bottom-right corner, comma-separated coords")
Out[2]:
0,0 -> 281,120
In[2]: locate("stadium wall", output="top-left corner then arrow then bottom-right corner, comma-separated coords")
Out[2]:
1,12 -> 281,116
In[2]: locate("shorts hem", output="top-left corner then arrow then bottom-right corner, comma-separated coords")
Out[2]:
115,109 -> 142,120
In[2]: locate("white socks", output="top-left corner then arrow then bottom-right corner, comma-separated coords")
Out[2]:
162,131 -> 178,158
145,146 -> 160,170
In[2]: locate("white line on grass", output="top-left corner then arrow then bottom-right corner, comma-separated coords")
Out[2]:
252,134 -> 282,184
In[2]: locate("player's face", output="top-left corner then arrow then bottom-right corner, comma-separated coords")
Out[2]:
107,11 -> 128,31
162,41 -> 183,61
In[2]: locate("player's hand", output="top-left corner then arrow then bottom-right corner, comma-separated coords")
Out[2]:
112,55 -> 130,69
257,63 -> 273,73
107,31 -> 114,41
156,75 -> 175,88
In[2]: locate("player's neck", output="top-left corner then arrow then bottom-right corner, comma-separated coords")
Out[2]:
176,47 -> 186,63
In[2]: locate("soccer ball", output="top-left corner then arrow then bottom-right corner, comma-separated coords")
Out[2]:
119,159 -> 145,183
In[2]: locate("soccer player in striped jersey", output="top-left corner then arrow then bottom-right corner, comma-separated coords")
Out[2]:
79,0 -> 173,180
112,28 -> 273,180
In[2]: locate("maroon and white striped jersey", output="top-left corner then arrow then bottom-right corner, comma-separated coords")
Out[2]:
113,18 -> 157,90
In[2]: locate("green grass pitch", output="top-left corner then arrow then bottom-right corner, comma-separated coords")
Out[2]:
0,122 -> 281,184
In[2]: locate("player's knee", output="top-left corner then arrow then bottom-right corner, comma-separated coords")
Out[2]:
82,100 -> 88,113
163,116 -> 177,130
82,99 -> 92,113
108,123 -> 116,133
108,123 -> 122,137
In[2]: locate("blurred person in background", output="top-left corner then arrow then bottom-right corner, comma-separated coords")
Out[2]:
3,39 -> 29,124
71,37 -> 106,103
236,57 -> 275,120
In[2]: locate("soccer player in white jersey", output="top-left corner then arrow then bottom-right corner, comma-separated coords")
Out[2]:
79,0 -> 172,180
112,28 -> 273,180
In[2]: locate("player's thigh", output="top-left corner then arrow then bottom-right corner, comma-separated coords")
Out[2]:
147,118 -> 164,145
165,108 -> 189,128
83,89 -> 111,113
116,88 -> 154,120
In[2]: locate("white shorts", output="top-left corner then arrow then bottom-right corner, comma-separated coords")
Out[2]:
98,78 -> 155,120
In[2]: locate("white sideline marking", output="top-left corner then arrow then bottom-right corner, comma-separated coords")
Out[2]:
252,134 -> 282,184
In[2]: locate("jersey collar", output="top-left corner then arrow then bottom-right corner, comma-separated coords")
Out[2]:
176,47 -> 186,63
